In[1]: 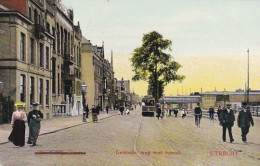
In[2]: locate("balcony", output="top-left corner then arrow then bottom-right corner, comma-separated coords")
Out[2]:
62,65 -> 76,80
35,24 -> 45,39
64,54 -> 75,65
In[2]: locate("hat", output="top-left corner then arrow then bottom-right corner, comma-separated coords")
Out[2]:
227,104 -> 232,107
32,102 -> 40,106
15,102 -> 26,107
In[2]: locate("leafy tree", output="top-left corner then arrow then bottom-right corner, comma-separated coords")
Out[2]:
130,31 -> 185,102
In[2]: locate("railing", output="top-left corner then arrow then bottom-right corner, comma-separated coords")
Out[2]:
64,54 -> 75,64
52,104 -> 71,117
185,109 -> 218,120
249,106 -> 260,117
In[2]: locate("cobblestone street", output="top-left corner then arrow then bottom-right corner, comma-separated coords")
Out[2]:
0,106 -> 259,166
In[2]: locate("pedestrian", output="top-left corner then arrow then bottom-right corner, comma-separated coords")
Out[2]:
8,102 -> 27,147
27,103 -> 43,146
174,109 -> 178,118
96,104 -> 101,112
169,109 -> 172,116
85,104 -> 89,118
106,105 -> 109,114
119,105 -> 124,115
194,103 -> 202,127
237,106 -> 254,143
181,109 -> 186,119
209,106 -> 215,121
92,105 -> 98,123
217,105 -> 222,121
220,104 -> 235,143
156,105 -> 162,120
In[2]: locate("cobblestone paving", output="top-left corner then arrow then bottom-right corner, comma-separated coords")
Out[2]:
0,107 -> 259,166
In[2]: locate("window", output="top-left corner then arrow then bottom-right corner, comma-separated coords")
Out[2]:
29,7 -> 32,20
52,27 -> 56,51
39,43 -> 44,67
39,79 -> 43,105
20,33 -> 26,61
30,77 -> 35,105
52,58 -> 56,93
45,46 -> 49,69
20,75 -> 26,102
46,80 -> 49,105
79,53 -> 81,67
57,25 -> 60,54
46,22 -> 50,33
34,10 -> 38,24
30,38 -> 35,64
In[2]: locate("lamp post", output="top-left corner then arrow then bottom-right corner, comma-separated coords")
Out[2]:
223,90 -> 227,108
81,83 -> 87,122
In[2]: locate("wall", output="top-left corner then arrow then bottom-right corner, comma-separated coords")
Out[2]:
81,43 -> 95,108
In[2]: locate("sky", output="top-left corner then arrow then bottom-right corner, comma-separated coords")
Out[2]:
62,0 -> 260,96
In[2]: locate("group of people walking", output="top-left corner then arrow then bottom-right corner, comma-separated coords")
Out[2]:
156,102 -> 255,143
157,107 -> 187,120
8,103 -> 43,147
194,103 -> 254,143
217,104 -> 254,143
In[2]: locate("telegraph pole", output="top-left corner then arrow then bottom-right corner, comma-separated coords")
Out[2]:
247,49 -> 250,105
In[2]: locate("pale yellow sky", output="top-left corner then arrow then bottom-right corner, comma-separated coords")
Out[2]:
61,0 -> 260,97
112,52 -> 260,96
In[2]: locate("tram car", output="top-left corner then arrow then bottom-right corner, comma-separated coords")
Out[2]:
141,95 -> 156,116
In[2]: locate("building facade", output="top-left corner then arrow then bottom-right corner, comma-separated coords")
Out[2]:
0,0 -> 83,121
81,36 -> 114,110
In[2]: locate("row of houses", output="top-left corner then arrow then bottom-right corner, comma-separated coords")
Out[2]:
0,0 -> 138,123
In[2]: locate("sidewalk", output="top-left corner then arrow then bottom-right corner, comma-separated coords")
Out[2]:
0,110 -> 118,145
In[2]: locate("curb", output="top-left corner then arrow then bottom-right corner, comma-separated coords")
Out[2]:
0,113 -> 118,146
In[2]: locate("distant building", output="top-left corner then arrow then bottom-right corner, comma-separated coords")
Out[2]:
199,90 -> 260,109
81,36 -> 114,110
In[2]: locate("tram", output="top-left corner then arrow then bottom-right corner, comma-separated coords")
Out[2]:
141,95 -> 156,116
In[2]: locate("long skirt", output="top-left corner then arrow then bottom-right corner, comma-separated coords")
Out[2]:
28,120 -> 41,144
8,120 -> 25,147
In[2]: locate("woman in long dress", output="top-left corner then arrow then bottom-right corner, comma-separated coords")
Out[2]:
8,105 -> 27,147
27,103 -> 43,146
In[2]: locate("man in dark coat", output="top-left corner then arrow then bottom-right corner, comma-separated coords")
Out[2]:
96,105 -> 101,113
27,103 -> 43,146
194,103 -> 202,127
217,105 -> 222,121
156,106 -> 162,120
169,109 -> 172,116
173,109 -> 178,118
84,104 -> 89,118
119,106 -> 124,115
92,105 -> 99,122
220,104 -> 235,143
209,106 -> 215,121
237,106 -> 254,143
106,105 -> 109,114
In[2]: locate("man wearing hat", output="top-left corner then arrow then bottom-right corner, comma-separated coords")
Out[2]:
27,103 -> 43,146
220,104 -> 235,143
237,106 -> 254,143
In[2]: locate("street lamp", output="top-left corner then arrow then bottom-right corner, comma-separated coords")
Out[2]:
223,89 -> 227,108
81,83 -> 87,122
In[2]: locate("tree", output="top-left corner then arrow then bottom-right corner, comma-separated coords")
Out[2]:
130,31 -> 185,103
